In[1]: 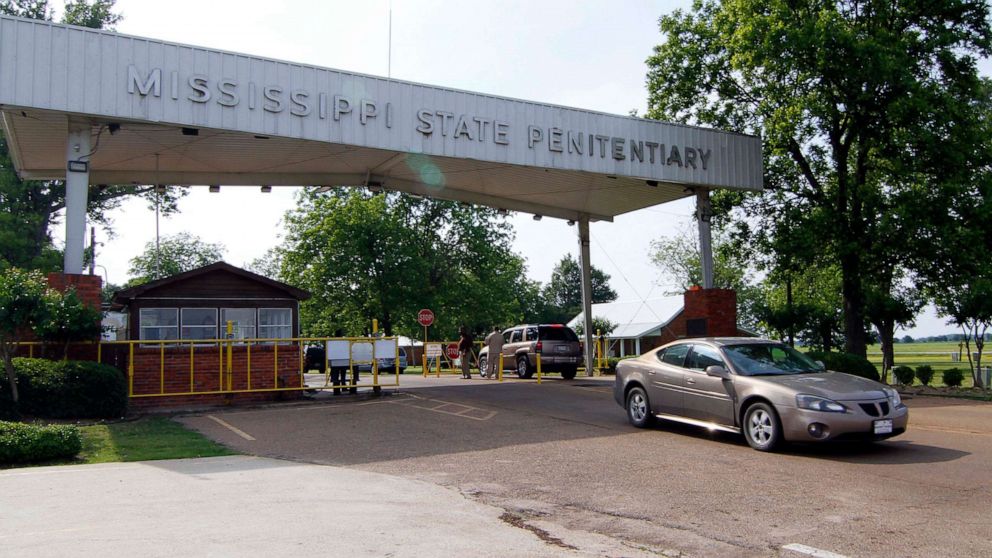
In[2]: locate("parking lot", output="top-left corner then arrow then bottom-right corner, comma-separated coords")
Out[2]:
180,374 -> 992,557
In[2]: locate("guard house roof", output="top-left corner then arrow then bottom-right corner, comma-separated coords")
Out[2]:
568,297 -> 685,339
112,261 -> 311,308
0,15 -> 763,222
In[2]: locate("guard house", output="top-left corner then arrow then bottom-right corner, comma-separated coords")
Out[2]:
111,262 -> 311,408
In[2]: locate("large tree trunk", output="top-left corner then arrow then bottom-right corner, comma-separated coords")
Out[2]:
840,253 -> 868,357
874,319 -> 895,383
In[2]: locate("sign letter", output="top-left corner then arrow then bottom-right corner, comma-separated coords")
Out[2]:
127,66 -> 161,97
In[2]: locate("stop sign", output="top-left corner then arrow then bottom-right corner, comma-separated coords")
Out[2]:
446,343 -> 460,360
417,309 -> 435,327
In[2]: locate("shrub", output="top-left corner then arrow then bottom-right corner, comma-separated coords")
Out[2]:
14,358 -> 127,419
915,365 -> 935,386
0,421 -> 82,464
0,388 -> 17,421
942,368 -> 965,387
807,351 -> 880,381
892,365 -> 915,385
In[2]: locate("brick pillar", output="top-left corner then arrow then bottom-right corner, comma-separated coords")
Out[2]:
47,273 -> 103,310
683,288 -> 737,338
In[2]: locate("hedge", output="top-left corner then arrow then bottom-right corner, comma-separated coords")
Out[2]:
0,421 -> 82,464
6,358 -> 127,419
942,368 -> 965,387
892,365 -> 915,385
806,351 -> 880,381
915,365 -> 935,386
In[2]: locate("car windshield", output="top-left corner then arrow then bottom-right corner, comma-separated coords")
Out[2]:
723,343 -> 823,376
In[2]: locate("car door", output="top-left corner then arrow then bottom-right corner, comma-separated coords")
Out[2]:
645,343 -> 690,415
501,328 -> 521,369
682,343 -> 735,426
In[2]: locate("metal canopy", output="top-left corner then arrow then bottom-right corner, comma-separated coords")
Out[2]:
0,15 -> 762,222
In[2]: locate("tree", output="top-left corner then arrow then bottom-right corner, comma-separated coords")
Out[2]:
542,254 -> 617,323
901,335 -> 914,344
34,290 -> 102,358
649,227 -> 762,330
280,189 -> 533,339
646,0 -> 991,357
0,268 -> 50,403
574,317 -> 617,337
755,266 -> 845,351
0,1 -> 188,271
126,233 -> 225,285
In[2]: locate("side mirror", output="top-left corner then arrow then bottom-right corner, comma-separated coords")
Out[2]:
705,365 -> 731,379
815,360 -> 826,371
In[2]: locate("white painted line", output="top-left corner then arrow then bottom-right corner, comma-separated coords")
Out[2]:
206,415 -> 256,441
783,543 -> 849,558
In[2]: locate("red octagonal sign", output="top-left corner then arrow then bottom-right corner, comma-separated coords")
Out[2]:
417,308 -> 435,327
446,343 -> 460,360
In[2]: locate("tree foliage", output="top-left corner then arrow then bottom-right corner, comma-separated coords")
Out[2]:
0,1 -> 188,271
0,268 -> 49,403
541,254 -> 617,323
279,189 -> 535,339
126,232 -> 225,286
646,0 -> 992,357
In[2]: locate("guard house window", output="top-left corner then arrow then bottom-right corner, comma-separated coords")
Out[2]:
181,308 -> 218,341
221,308 -> 256,340
258,308 -> 291,340
139,308 -> 178,341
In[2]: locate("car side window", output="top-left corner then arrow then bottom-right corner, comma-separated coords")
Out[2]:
510,329 -> 522,343
657,344 -> 690,367
525,326 -> 538,341
502,330 -> 512,344
771,347 -> 788,362
687,344 -> 726,371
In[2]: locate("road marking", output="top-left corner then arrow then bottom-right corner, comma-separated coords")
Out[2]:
782,543 -> 849,558
206,414 -> 256,441
395,394 -> 497,421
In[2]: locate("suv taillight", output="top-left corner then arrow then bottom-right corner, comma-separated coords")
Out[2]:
535,341 -> 543,353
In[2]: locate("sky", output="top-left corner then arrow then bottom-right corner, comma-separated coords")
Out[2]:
51,0 -> 959,337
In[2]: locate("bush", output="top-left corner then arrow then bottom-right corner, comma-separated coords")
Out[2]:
942,368 -> 965,387
0,389 -> 17,421
0,421 -> 82,464
915,365 -> 935,386
807,351 -> 880,381
892,365 -> 915,385
14,358 -> 127,419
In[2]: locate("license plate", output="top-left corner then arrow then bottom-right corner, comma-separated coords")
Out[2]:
557,346 -> 568,353
873,419 -> 893,435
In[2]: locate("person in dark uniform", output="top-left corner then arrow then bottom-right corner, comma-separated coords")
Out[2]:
458,326 -> 474,379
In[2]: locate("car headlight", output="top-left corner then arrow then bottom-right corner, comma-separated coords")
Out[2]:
796,394 -> 847,413
884,387 -> 902,408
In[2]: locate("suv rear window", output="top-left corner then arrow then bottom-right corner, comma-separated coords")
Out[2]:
538,326 -> 578,342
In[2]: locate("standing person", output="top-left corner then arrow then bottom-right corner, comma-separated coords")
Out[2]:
458,326 -> 474,379
484,325 -> 504,379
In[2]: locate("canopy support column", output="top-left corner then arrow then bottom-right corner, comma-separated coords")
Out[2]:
577,215 -> 595,376
696,188 -> 714,289
64,120 -> 91,274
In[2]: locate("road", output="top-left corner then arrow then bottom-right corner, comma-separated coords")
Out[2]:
179,374 -> 992,557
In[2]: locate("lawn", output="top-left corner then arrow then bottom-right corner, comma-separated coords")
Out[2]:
77,417 -> 235,464
867,341 -> 986,388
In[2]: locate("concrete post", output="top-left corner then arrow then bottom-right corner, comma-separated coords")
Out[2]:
64,120 -> 92,274
577,215 -> 595,376
696,188 -> 714,289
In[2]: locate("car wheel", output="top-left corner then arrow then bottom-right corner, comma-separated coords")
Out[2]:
516,356 -> 533,379
478,355 -> 488,376
743,402 -> 782,452
625,387 -> 653,428
561,366 -> 577,380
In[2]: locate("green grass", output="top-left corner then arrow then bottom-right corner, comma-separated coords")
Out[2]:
866,341 -> 985,388
77,417 -> 235,464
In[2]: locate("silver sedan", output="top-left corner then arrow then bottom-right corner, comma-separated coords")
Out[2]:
613,338 -> 908,451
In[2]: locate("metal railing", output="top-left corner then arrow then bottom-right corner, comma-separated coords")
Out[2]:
12,337 -> 402,398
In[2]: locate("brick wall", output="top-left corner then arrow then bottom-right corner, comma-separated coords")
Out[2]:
128,344 -> 305,408
683,288 -> 738,337
46,273 -> 102,310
